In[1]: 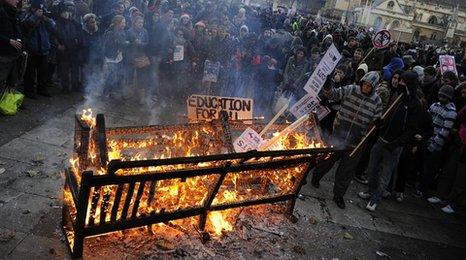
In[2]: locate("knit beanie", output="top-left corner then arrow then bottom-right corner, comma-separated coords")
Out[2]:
361,71 -> 380,88
438,85 -> 455,100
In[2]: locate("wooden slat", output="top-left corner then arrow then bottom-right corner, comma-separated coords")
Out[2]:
147,181 -> 157,205
110,184 -> 124,221
131,182 -> 146,219
120,182 -> 136,220
88,186 -> 101,226
99,187 -> 112,224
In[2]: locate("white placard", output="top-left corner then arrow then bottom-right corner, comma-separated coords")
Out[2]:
304,43 -> 342,95
290,94 -> 330,120
187,94 -> 253,123
233,127 -> 263,152
174,45 -> 184,61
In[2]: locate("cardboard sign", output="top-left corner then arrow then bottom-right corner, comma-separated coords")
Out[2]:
290,94 -> 330,120
174,45 -> 184,61
187,94 -> 253,123
202,60 -> 220,82
372,30 -> 391,49
304,44 -> 342,95
233,127 -> 263,152
439,55 -> 458,76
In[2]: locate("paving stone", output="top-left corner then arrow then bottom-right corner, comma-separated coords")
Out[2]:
0,188 -> 56,233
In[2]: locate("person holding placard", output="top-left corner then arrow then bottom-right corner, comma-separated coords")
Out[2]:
311,71 -> 383,209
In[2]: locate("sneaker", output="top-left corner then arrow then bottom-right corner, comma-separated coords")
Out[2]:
382,190 -> 391,198
354,175 -> 369,185
333,196 -> 346,209
366,201 -> 377,212
395,192 -> 404,202
413,190 -> 423,198
358,191 -> 371,200
427,196 -> 443,204
441,204 -> 455,214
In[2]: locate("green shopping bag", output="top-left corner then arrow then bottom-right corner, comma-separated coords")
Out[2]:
0,88 -> 25,116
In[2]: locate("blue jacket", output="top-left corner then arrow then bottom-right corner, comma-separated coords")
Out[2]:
22,13 -> 55,55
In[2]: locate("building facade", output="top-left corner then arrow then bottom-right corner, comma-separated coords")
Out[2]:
324,0 -> 466,46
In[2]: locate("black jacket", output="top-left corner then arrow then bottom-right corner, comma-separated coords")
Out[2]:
378,94 -> 424,148
0,2 -> 22,57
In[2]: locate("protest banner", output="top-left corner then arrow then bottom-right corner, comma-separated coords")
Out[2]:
303,43 -> 342,95
174,45 -> 184,61
233,127 -> 263,152
439,55 -> 458,76
372,29 -> 391,49
202,60 -> 221,82
290,94 -> 330,120
187,94 -> 253,123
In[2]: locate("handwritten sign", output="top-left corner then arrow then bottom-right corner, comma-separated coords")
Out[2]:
174,45 -> 184,61
187,94 -> 253,123
439,55 -> 458,76
304,44 -> 342,95
290,94 -> 330,120
202,60 -> 220,82
233,127 -> 263,152
372,30 -> 391,49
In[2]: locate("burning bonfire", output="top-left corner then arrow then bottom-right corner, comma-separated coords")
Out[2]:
62,108 -> 337,258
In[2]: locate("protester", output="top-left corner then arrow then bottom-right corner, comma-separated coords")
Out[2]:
0,0 -> 22,97
311,71 -> 383,209
22,0 -> 56,98
417,85 -> 457,198
358,71 -> 423,211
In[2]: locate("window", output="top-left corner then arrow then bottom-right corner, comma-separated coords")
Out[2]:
428,15 -> 438,25
387,1 -> 395,10
374,16 -> 383,28
430,32 -> 437,40
391,20 -> 400,28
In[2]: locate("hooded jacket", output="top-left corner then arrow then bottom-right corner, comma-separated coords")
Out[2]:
382,57 -> 404,81
322,71 -> 383,147
0,1 -> 22,57
378,71 -> 424,147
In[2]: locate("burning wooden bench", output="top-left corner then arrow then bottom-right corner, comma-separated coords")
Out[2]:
62,110 -> 339,258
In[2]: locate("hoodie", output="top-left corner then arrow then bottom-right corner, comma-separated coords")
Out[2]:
382,57 -> 404,81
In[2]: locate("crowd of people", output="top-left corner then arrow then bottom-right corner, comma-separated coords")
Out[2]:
1,0 -> 465,214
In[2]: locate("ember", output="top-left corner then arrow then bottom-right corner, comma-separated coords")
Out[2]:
62,109 -> 339,258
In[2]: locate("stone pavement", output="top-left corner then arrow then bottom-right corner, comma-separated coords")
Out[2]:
0,97 -> 466,259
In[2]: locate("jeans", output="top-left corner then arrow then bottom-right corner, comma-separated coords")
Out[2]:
23,53 -> 49,95
419,148 -> 443,196
367,139 -> 403,204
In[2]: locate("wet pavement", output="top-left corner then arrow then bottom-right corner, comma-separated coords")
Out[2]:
0,93 -> 465,259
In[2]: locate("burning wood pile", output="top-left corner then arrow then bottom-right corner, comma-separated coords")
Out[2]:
62,109 -> 339,258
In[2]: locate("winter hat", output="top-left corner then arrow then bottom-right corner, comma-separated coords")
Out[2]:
413,66 -> 425,81
240,25 -> 249,33
402,55 -> 415,66
195,21 -> 206,28
357,63 -> 368,74
361,71 -> 380,88
424,66 -> 436,76
383,57 -> 404,81
128,6 -> 139,15
438,85 -> 455,100
400,71 -> 420,93
180,13 -> 190,20
30,0 -> 45,10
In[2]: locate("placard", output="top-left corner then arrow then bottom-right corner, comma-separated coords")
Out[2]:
233,127 -> 263,152
303,43 -> 342,95
174,45 -> 184,61
372,29 -> 391,49
290,94 -> 330,120
439,55 -> 458,76
202,60 -> 220,82
187,94 -> 253,123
